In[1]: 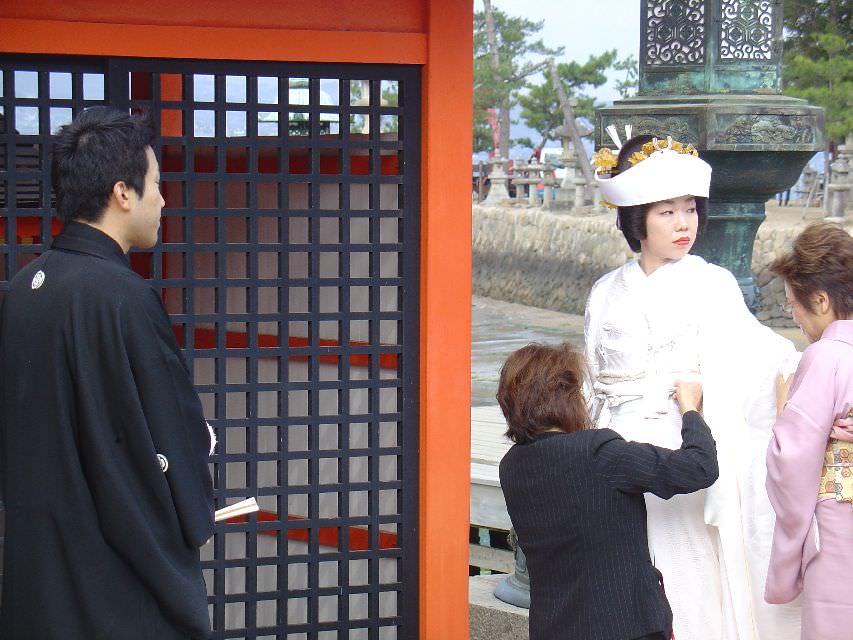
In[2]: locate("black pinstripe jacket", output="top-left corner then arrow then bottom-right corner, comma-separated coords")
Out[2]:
499,411 -> 718,640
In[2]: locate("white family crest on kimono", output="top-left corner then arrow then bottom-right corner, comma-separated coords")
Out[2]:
584,254 -> 801,640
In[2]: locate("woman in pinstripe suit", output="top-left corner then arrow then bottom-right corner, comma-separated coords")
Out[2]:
498,342 -> 718,640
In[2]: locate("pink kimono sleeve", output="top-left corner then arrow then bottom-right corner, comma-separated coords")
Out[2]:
765,342 -> 838,604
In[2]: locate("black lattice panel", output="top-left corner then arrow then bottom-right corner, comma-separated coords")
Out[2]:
0,55 -> 420,640
0,56 -> 108,300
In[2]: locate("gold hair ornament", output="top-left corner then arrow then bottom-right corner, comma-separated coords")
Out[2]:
629,136 -> 699,165
592,147 -> 619,174
593,135 -> 699,177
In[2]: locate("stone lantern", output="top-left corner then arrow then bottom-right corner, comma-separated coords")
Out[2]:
827,133 -> 853,219
596,0 -> 824,308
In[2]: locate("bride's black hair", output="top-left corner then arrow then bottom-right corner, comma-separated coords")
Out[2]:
614,134 -> 708,253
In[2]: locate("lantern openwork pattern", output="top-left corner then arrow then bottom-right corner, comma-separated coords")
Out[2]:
719,0 -> 774,60
645,0 -> 706,65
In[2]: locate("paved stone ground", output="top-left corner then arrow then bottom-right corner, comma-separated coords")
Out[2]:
763,200 -> 828,226
472,293 -> 808,409
472,296 -> 585,407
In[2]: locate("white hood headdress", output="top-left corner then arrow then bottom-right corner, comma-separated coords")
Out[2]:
593,126 -> 712,208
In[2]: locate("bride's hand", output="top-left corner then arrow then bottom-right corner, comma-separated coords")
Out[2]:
673,380 -> 703,414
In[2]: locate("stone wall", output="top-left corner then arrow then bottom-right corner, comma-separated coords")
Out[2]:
751,225 -> 805,326
473,205 -> 633,317
473,203 -> 853,327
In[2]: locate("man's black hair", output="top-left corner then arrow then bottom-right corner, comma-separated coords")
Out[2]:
614,134 -> 708,252
51,106 -> 155,223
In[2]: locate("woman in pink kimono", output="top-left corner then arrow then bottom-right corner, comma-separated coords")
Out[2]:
765,221 -> 853,640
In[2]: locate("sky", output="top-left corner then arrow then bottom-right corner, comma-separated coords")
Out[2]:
474,0 -> 641,103
474,0 -> 641,154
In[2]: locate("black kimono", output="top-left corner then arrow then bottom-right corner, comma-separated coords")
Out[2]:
0,222 -> 214,639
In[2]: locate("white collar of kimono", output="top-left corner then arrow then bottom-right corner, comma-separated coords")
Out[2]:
595,148 -> 712,207
622,253 -> 705,285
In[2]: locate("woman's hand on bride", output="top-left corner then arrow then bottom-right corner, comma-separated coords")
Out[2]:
673,380 -> 703,414
775,372 -> 793,417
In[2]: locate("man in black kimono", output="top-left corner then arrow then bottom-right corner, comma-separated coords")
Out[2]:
0,107 -> 214,639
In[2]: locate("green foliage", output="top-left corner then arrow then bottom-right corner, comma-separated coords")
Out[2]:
612,54 -> 639,99
473,5 -> 562,153
513,136 -> 535,149
783,0 -> 852,58
517,83 -> 597,147
517,51 -> 616,147
473,121 -> 495,155
782,0 -> 853,142
784,33 -> 853,142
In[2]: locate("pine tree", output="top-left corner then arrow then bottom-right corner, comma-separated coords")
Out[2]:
517,51 -> 618,152
782,0 -> 853,143
473,1 -> 561,156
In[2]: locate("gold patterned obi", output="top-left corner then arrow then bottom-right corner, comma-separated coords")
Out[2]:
819,438 -> 853,505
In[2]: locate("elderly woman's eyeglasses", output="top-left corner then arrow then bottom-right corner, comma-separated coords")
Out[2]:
779,300 -> 793,314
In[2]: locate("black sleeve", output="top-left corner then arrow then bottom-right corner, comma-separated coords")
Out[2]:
69,285 -> 214,637
121,287 -> 215,548
0,299 -> 5,502
591,411 -> 719,499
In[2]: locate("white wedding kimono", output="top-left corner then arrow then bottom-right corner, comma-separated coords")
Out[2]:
584,254 -> 801,640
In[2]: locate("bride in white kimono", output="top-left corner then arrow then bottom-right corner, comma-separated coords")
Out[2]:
584,131 -> 801,640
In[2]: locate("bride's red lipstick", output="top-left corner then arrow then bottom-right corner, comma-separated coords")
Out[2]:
673,236 -> 691,246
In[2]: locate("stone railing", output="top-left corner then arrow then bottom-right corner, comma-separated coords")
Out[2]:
473,203 -> 853,327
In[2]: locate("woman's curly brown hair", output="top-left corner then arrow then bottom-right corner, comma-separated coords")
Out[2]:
770,221 -> 853,317
496,342 -> 591,444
